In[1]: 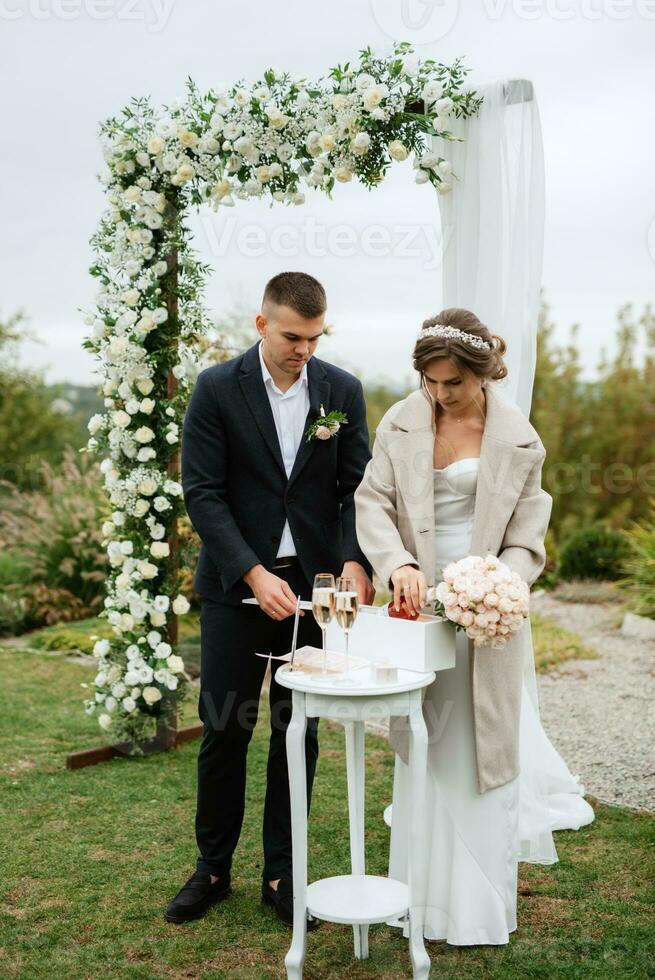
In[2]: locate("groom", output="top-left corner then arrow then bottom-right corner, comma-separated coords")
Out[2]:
166,271 -> 374,928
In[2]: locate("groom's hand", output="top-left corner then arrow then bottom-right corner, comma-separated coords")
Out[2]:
341,561 -> 375,606
243,565 -> 301,621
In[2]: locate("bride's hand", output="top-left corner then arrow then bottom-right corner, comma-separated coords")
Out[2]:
390,565 -> 427,616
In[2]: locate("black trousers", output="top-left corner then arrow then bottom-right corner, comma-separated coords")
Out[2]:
195,564 -> 321,881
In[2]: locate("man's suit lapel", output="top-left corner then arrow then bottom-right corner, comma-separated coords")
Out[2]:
238,343 -> 287,479
288,357 -> 330,489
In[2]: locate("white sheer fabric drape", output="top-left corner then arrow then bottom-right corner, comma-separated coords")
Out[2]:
431,79 -> 595,860
432,77 -> 543,416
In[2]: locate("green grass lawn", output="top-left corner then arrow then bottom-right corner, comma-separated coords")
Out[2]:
1,646 -> 653,979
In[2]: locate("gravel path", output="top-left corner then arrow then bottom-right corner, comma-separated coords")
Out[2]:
530,593 -> 654,814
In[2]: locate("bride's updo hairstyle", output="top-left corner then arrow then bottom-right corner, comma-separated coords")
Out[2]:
413,308 -> 508,404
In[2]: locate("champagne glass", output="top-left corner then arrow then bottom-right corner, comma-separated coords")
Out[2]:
311,573 -> 336,677
334,576 -> 360,684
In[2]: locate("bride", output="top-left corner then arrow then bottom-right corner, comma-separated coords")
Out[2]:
354,308 -> 594,945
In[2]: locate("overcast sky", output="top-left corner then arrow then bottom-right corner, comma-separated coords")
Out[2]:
3,0 -> 654,388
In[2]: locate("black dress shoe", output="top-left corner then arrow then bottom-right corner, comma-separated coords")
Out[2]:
164,870 -> 232,923
261,877 -> 320,930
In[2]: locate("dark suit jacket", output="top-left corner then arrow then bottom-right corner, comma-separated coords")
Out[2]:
181,342 -> 372,604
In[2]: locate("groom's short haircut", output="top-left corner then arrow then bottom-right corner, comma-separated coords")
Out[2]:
262,271 -> 327,320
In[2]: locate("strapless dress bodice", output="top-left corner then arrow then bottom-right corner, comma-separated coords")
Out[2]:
433,457 -> 479,527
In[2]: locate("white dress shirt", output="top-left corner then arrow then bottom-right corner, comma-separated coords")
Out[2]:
258,340 -> 310,558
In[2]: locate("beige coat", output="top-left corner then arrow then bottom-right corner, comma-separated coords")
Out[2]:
354,384 -> 553,793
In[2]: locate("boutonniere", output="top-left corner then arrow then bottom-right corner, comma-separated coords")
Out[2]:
306,404 -> 348,443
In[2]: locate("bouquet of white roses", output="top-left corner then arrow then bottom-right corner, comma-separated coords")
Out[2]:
428,554 -> 530,649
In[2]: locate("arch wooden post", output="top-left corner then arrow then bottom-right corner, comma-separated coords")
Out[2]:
156,235 -> 180,750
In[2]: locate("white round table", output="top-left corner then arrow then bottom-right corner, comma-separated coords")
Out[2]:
276,662 -> 435,980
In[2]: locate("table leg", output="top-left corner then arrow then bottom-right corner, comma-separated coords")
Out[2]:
285,690 -> 308,980
345,720 -> 369,960
407,692 -> 431,980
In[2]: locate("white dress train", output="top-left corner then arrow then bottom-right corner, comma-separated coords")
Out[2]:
386,458 -> 594,944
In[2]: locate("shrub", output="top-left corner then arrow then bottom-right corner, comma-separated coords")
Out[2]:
0,449 -> 109,626
0,588 -> 28,636
558,526 -> 632,582
620,501 -> 655,618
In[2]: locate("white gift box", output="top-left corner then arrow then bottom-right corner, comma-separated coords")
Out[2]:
326,605 -> 456,674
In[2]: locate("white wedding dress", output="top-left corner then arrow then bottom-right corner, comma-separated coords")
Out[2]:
386,457 -> 594,944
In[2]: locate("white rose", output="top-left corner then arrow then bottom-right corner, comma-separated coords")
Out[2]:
123,288 -> 140,307
98,713 -> 113,730
136,314 -> 155,334
147,135 -> 165,155
133,498 -> 150,517
415,170 -> 429,185
435,96 -> 454,116
175,162 -> 195,184
139,476 -> 157,497
334,166 -> 353,183
139,398 -> 155,415
362,85 -> 386,112
172,594 -> 190,615
93,639 -> 110,658
119,540 -> 133,556
109,336 -> 129,357
142,686 -> 162,706
351,132 -> 370,155
388,140 -> 408,162
318,132 -> 336,152
122,696 -> 137,713
134,427 -> 155,444
136,378 -> 154,396
150,541 -> 170,558
211,179 -> 232,201
150,611 -> 167,627
265,106 -> 289,129
177,129 -> 198,148
88,414 -> 105,435
167,654 -> 185,674
355,72 -> 376,91
155,641 -> 172,659
153,595 -> 170,612
138,561 -> 159,579
422,81 -> 444,105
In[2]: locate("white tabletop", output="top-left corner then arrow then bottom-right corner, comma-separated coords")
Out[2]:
275,663 -> 435,696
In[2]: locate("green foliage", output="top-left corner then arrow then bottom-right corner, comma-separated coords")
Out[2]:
558,526 -> 631,582
0,590 -> 27,636
0,311 -> 90,490
0,448 -> 110,627
532,299 -> 655,540
620,500 -> 655,618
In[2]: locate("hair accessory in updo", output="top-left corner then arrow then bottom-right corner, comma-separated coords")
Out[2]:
417,324 -> 492,350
